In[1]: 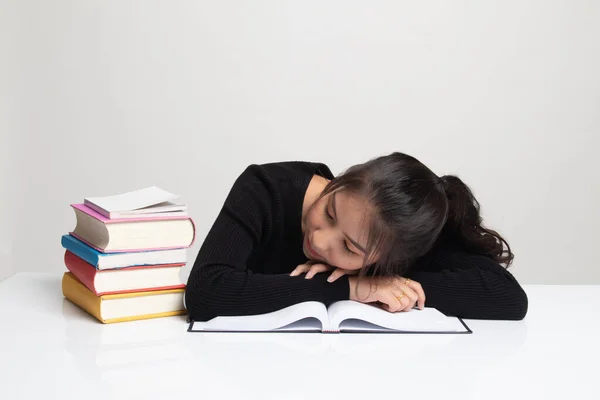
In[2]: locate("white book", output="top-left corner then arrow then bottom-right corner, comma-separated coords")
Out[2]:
83,186 -> 187,219
188,301 -> 471,334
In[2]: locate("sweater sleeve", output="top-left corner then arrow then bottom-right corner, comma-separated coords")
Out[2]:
185,166 -> 350,321
407,247 -> 528,321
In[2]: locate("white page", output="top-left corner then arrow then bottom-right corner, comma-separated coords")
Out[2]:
337,319 -> 395,332
112,201 -> 187,219
275,317 -> 324,332
327,301 -> 468,333
189,301 -> 329,332
118,201 -> 187,215
84,186 -> 179,212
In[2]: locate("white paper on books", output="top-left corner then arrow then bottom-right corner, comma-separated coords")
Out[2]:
84,186 -> 184,216
188,300 -> 470,333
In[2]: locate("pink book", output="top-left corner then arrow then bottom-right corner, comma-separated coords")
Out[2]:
69,204 -> 196,253
71,203 -> 192,224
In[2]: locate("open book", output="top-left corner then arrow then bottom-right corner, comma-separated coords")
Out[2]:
187,300 -> 471,334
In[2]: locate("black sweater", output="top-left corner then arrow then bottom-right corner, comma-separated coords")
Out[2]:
185,161 -> 528,321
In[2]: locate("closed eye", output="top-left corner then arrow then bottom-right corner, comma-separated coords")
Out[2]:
343,241 -> 354,254
325,204 -> 355,255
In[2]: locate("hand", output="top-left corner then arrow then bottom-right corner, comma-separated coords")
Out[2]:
290,262 -> 358,281
348,276 -> 426,312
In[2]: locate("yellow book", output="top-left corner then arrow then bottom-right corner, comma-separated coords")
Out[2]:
62,272 -> 186,324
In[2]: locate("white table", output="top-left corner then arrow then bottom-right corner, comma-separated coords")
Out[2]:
1,273 -> 598,400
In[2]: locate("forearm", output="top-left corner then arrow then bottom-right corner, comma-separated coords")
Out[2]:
348,277 -> 359,301
185,265 -> 350,321
407,265 -> 528,320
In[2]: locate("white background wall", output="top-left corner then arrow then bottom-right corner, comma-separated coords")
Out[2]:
1,0 -> 598,284
1,0 -> 20,281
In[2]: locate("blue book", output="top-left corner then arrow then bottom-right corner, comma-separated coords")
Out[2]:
61,234 -> 102,267
60,234 -> 187,270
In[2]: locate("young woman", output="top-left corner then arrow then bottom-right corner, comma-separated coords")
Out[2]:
185,152 -> 528,321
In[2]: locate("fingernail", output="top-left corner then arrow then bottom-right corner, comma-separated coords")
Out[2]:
327,276 -> 333,282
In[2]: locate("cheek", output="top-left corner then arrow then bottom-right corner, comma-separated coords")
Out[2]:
307,203 -> 324,228
333,258 -> 363,271
305,208 -> 316,229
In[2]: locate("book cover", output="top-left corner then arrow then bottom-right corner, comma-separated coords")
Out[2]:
69,203 -> 196,253
60,234 -> 188,269
61,234 -> 102,266
64,250 -> 185,296
62,272 -> 186,324
71,203 -> 193,224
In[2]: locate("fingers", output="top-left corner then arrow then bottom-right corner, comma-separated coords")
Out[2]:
403,287 -> 418,311
305,264 -> 331,279
390,283 -> 416,311
327,268 -> 347,282
349,276 -> 426,313
407,279 -> 426,310
289,264 -> 311,277
396,292 -> 413,312
290,263 -> 332,279
379,290 -> 404,313
394,278 -> 426,311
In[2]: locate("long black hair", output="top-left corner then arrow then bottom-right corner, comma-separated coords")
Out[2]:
319,152 -> 513,276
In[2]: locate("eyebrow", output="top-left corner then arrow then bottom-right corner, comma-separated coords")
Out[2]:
331,192 -> 367,254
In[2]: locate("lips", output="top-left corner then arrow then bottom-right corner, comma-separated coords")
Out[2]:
304,236 -> 321,260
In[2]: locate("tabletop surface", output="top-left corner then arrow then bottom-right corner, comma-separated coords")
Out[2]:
1,273 -> 598,400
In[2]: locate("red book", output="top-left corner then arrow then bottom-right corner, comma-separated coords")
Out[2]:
64,251 -> 185,296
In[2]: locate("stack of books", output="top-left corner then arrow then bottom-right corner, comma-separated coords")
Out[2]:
61,186 -> 196,323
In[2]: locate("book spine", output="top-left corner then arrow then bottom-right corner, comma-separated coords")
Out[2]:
62,272 -> 105,323
103,310 -> 186,324
82,200 -> 111,219
61,235 -> 100,266
71,203 -> 192,223
64,251 -> 100,295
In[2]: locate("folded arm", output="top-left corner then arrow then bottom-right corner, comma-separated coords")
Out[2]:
407,247 -> 528,320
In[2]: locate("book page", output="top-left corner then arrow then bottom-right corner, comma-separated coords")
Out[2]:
121,201 -> 187,214
189,301 -> 329,332
327,301 -> 468,333
335,319 -> 394,332
113,201 -> 188,219
84,187 -> 179,213
275,317 -> 326,332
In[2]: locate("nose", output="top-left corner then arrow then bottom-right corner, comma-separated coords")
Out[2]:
312,229 -> 329,256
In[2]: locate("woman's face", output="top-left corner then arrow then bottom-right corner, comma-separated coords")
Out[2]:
302,189 -> 375,270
